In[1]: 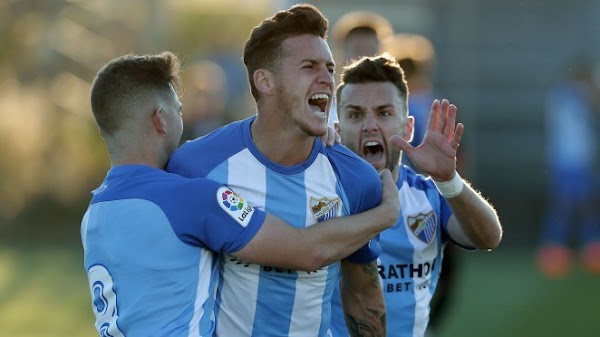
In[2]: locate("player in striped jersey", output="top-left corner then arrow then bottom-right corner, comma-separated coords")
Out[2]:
168,4 -> 390,336
82,51 -> 400,337
330,54 -> 503,337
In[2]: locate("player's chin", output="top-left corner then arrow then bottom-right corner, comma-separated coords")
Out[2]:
303,119 -> 328,137
312,124 -> 329,138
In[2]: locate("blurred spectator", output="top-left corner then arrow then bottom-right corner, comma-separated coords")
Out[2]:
331,11 -> 394,63
328,11 -> 394,125
384,33 -> 463,336
180,60 -> 228,143
537,57 -> 600,277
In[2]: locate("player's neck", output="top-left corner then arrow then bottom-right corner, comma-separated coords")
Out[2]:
108,144 -> 168,170
110,156 -> 166,170
251,115 -> 315,166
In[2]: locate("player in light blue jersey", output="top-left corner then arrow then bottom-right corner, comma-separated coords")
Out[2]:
83,51 -> 400,337
168,4 -> 390,337
330,54 -> 503,337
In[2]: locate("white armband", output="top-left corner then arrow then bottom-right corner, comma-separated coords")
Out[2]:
433,171 -> 464,198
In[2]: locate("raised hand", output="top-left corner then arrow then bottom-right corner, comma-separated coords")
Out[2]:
390,99 -> 463,181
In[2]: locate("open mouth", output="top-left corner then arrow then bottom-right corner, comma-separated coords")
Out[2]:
363,141 -> 384,163
308,93 -> 329,117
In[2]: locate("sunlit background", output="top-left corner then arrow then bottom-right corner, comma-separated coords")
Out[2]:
0,0 -> 599,336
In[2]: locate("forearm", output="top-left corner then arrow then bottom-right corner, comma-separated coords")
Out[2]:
446,181 -> 502,249
302,205 -> 395,268
233,205 -> 395,272
340,260 -> 386,337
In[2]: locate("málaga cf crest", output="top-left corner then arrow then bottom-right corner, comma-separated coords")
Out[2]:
407,211 -> 437,244
310,197 -> 340,222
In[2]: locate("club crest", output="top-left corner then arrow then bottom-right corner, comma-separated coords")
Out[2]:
310,196 -> 340,222
407,211 -> 437,244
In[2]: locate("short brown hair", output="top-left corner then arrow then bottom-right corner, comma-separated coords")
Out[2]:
243,3 -> 329,100
90,51 -> 182,135
336,53 -> 408,111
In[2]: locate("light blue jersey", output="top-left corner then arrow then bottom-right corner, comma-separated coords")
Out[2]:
81,165 -> 266,337
331,165 -> 455,337
168,115 -> 383,337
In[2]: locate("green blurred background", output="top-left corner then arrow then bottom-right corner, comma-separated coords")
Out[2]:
1,1 -> 599,336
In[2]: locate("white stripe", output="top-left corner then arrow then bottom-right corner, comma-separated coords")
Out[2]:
289,275 -> 327,336
288,155 -> 338,335
188,249 -> 214,337
216,150 -> 266,336
225,150 -> 268,204
215,260 -> 261,336
400,182 -> 438,337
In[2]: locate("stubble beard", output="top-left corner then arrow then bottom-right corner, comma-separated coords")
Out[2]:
275,83 -> 324,137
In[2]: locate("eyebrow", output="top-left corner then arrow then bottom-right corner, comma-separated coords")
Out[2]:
345,104 -> 365,111
344,103 -> 394,110
374,104 -> 394,110
300,58 -> 336,68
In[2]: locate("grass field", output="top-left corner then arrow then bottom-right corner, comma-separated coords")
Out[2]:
0,243 -> 598,337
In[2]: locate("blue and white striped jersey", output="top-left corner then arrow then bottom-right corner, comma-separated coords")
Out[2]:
330,165 -> 454,337
81,165 -> 266,337
168,115 -> 383,337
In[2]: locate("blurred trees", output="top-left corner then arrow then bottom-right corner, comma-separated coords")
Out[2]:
0,0 -> 275,241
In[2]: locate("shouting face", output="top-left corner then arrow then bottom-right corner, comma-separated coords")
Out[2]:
336,81 -> 412,175
272,34 -> 336,138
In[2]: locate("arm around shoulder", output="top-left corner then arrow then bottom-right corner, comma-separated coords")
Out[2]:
232,169 -> 400,271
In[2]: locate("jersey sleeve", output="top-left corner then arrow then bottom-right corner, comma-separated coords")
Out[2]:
439,195 -> 453,239
159,177 -> 265,254
346,235 -> 382,264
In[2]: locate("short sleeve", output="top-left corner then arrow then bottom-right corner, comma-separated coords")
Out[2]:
346,235 -> 381,264
158,177 -> 265,254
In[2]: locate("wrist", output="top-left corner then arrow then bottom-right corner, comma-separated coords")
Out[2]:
433,171 -> 464,198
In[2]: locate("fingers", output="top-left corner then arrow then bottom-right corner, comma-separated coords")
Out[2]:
326,126 -> 334,146
379,169 -> 395,197
426,99 -> 440,131
389,134 -> 413,154
323,126 -> 340,147
443,103 -> 457,139
451,123 -> 464,149
428,99 -> 459,138
379,168 -> 391,181
436,99 -> 449,131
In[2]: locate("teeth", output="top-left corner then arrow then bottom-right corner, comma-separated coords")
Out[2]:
310,93 -> 329,100
365,141 -> 380,146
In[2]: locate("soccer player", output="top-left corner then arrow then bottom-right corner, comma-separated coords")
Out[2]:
82,51 -> 400,337
383,33 -> 463,333
330,54 -> 503,337
536,57 -> 600,277
168,4 -> 389,336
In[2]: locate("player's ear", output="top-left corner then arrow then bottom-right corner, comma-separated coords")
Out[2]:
152,107 -> 168,137
253,69 -> 275,96
403,115 -> 414,143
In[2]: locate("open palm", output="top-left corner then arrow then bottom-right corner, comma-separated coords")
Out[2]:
391,99 -> 463,181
